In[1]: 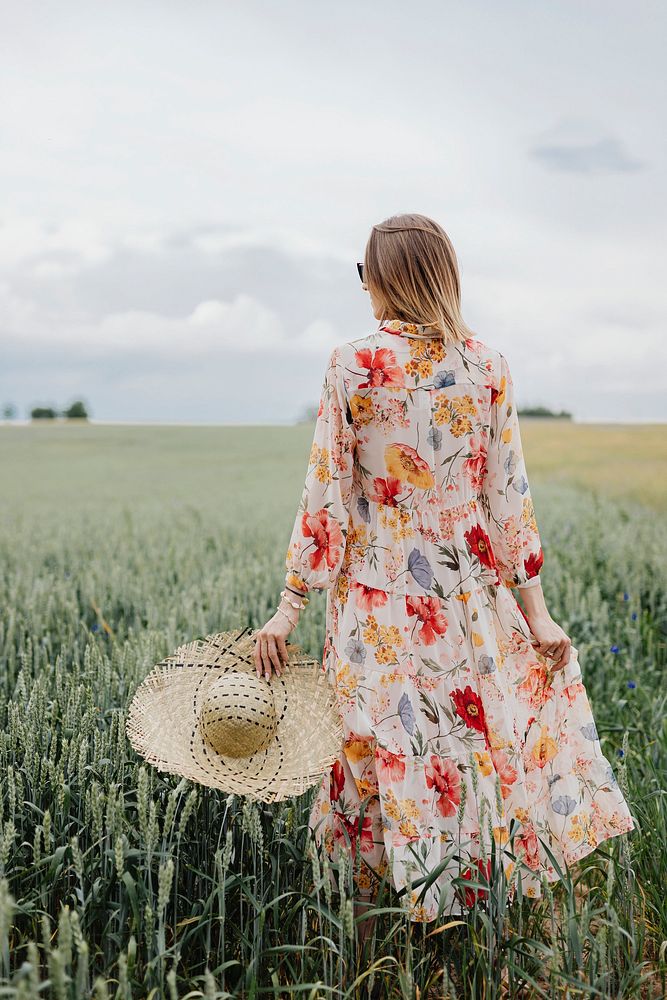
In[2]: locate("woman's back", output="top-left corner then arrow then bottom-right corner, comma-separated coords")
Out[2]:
334,319 -> 544,602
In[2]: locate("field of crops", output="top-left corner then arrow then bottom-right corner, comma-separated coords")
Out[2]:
0,421 -> 665,998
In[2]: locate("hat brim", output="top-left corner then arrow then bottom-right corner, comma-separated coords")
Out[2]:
125,626 -> 344,802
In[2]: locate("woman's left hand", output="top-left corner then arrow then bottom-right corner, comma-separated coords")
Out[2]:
253,607 -> 298,680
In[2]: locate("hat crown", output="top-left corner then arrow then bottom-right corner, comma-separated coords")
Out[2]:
199,672 -> 277,758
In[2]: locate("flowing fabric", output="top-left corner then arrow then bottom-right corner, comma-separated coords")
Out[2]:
283,319 -> 636,922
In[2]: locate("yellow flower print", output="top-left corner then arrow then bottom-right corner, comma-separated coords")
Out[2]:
409,903 -> 431,922
450,414 -> 473,437
455,590 -> 473,603
453,394 -> 477,417
417,359 -> 433,379
471,630 -> 485,647
501,427 -> 512,444
344,735 -> 375,764
335,662 -> 359,699
429,341 -> 445,362
312,446 -> 332,485
398,818 -> 420,839
350,393 -> 373,425
384,788 -> 401,821
355,777 -> 378,798
531,727 -> 559,768
348,524 -> 368,548
375,643 -> 399,666
380,669 -> 401,687
474,751 -> 493,776
515,808 -> 529,824
433,396 -> 454,426
384,442 -> 435,490
374,625 -> 404,666
355,868 -> 373,892
567,813 -> 586,840
363,615 -> 379,646
379,504 -> 415,542
493,825 -> 509,845
334,572 -> 349,604
343,525 -> 369,572
496,374 -> 506,407
400,798 -> 421,820
521,496 -> 538,532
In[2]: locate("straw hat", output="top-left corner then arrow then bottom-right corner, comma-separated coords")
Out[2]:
125,626 -> 344,803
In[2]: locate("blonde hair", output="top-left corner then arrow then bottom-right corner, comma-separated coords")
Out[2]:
364,213 -> 475,344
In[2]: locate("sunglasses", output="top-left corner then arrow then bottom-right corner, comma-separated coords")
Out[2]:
356,262 -> 365,283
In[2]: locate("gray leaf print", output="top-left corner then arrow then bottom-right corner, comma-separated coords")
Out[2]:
357,495 -> 371,523
398,691 -> 416,735
345,638 -> 366,664
477,654 -> 496,674
551,794 -> 578,816
427,425 -> 443,451
407,548 -> 434,589
503,450 -> 518,475
434,370 -> 456,388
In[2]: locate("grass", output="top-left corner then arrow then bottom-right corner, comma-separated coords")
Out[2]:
0,420 -> 665,998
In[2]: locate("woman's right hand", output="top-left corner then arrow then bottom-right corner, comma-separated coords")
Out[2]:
525,611 -> 572,671
516,579 -> 572,671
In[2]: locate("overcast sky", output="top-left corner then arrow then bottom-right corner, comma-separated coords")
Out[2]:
1,0 -> 665,423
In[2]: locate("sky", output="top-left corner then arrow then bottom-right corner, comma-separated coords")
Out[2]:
1,0 -> 665,424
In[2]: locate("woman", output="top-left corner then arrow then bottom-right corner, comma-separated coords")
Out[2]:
253,213 -> 636,935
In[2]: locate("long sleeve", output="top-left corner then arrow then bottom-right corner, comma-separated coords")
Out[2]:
284,346 -> 356,595
481,352 -> 544,589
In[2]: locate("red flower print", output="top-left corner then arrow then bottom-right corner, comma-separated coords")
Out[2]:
350,580 -> 389,611
334,812 -> 375,858
425,755 -> 462,817
301,508 -> 343,573
464,524 -> 497,571
524,548 -> 544,580
405,596 -> 448,645
371,476 -> 403,506
516,822 -> 541,871
487,381 -> 499,407
463,436 -> 488,492
355,347 -> 405,389
375,745 -> 407,782
329,759 -> 346,802
451,685 -> 489,745
458,856 -> 492,908
517,664 -> 554,710
489,747 -> 518,799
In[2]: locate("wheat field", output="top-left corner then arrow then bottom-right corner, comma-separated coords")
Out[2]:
0,421 -> 665,998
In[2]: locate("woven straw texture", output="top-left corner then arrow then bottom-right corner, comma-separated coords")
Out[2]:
125,626 -> 344,803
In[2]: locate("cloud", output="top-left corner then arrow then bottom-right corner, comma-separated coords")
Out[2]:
527,117 -> 645,175
2,286 -> 341,364
530,136 -> 645,174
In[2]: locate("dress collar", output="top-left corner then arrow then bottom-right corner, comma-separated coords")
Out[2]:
379,318 -> 441,339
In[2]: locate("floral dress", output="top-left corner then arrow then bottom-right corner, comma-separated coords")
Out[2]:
283,318 -> 636,922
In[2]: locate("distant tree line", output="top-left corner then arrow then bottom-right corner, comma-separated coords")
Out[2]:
517,405 -> 572,419
1,400 -> 90,421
